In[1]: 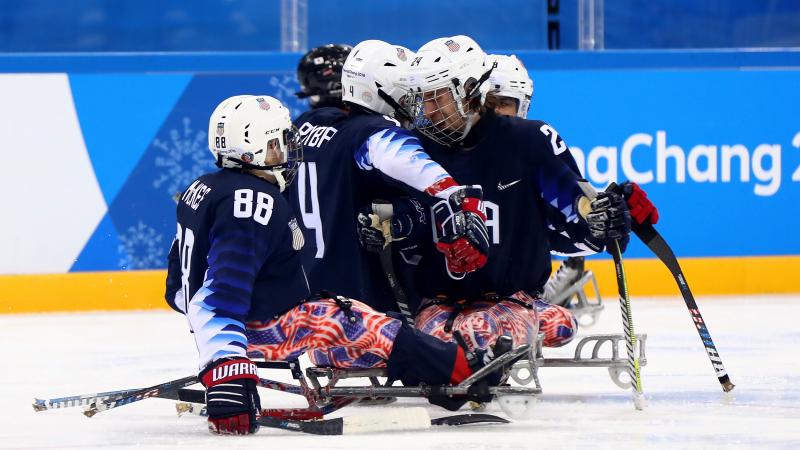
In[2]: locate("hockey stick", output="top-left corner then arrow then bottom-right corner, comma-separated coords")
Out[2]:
34,375 -> 197,412
256,408 -> 508,435
370,201 -> 416,326
37,361 -> 297,413
83,375 -> 198,417
632,222 -> 735,392
175,394 -> 359,420
608,240 -> 645,409
578,181 -> 645,410
33,388 -> 143,411
175,389 -> 509,434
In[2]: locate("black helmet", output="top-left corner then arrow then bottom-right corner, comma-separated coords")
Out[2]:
296,43 -> 353,109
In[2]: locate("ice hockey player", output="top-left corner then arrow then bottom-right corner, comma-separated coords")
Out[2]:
379,35 -> 633,351
483,53 -> 660,311
165,94 -> 514,435
485,54 -> 533,119
484,53 -> 589,308
287,39 -> 490,317
295,43 -> 352,109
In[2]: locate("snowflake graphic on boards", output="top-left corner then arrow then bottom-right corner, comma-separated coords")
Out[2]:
268,74 -> 306,118
117,221 -> 167,270
152,116 -> 214,197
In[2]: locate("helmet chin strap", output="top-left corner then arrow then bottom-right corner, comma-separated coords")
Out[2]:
220,155 -> 289,191
458,110 -> 478,142
377,88 -> 413,124
272,169 -> 288,192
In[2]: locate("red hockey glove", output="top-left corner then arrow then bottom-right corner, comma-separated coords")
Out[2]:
617,182 -> 659,225
200,356 -> 261,435
434,186 -> 490,275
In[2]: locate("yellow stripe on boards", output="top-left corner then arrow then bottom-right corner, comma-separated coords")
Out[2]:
581,255 -> 800,297
0,255 -> 798,314
0,271 -> 170,313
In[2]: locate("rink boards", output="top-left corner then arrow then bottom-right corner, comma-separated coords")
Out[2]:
0,50 -> 798,312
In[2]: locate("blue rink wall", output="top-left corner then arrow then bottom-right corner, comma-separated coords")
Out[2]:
0,49 -> 798,311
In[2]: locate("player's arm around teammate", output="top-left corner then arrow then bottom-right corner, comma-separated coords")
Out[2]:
165,95 -> 516,435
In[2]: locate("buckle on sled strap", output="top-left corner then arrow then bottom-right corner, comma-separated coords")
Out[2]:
333,295 -> 357,323
308,290 -> 357,323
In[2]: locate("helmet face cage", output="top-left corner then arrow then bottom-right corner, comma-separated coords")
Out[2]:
404,36 -> 493,146
486,91 -> 531,118
408,75 -> 484,146
276,125 -> 303,186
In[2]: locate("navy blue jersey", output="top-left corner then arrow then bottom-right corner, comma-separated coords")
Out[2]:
542,129 -> 590,255
286,107 -> 459,312
409,110 -> 597,300
166,169 -> 309,367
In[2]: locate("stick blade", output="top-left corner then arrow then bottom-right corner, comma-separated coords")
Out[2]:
431,413 -> 510,426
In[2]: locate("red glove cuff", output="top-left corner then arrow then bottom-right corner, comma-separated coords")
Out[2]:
626,183 -> 659,225
201,358 -> 259,388
461,197 -> 487,221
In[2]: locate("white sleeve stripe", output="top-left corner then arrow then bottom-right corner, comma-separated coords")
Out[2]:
365,129 -> 454,197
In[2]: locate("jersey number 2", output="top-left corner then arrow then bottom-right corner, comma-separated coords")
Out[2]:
540,124 -> 567,156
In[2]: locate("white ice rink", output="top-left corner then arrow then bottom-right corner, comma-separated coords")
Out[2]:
2,295 -> 799,449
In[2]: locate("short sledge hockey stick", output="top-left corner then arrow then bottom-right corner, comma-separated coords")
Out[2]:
33,388 -> 142,411
578,181 -> 645,410
370,201 -> 416,326
633,222 -> 735,392
34,375 -> 197,412
256,407 -> 508,435
175,389 -> 359,420
83,375 -> 198,417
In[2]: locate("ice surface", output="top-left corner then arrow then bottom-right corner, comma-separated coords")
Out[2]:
2,295 -> 799,449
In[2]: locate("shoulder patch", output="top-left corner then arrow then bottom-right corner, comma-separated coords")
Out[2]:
289,218 -> 305,250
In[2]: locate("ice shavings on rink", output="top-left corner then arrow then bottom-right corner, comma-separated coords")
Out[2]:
2,295 -> 799,449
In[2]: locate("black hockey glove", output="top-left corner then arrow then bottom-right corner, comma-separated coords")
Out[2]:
434,186 -> 490,275
610,181 -> 660,226
585,189 -> 631,254
199,356 -> 261,435
356,198 -> 426,253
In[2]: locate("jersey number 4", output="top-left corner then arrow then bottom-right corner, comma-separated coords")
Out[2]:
297,163 -> 325,258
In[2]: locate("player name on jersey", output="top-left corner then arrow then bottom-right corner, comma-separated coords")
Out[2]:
181,180 -> 212,210
298,122 -> 338,148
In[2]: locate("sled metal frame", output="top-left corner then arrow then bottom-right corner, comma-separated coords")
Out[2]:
551,270 -> 605,327
510,333 -> 648,390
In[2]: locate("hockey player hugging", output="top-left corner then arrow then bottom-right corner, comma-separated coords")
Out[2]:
164,94 -> 524,435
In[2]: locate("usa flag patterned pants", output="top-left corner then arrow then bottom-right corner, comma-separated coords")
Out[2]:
245,298 -> 400,369
415,291 -> 578,351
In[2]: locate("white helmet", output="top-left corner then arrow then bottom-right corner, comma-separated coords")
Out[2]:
404,35 -> 493,146
208,95 -> 303,192
487,54 -> 533,118
341,39 -> 415,119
